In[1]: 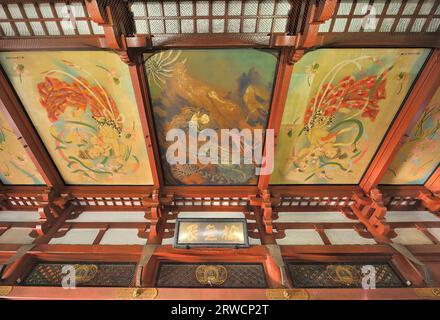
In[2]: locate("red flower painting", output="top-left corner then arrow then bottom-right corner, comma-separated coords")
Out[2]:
38,76 -> 122,132
304,68 -> 389,126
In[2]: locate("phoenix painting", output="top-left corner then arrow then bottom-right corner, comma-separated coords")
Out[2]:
270,48 -> 430,184
0,51 -> 154,185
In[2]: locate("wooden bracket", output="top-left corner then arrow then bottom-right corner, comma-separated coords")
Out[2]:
279,0 -> 337,64
249,190 -> 280,234
50,226 -> 72,239
418,190 -> 440,213
85,0 -> 138,64
349,188 -> 391,238
35,189 -> 73,236
340,207 -> 358,220
141,189 -> 173,243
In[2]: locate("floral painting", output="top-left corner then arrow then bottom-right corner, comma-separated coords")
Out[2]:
145,49 -> 278,185
270,48 -> 430,184
382,87 -> 440,185
0,51 -> 154,185
0,111 -> 44,185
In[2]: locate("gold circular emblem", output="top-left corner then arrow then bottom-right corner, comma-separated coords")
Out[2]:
73,264 -> 98,284
0,286 -> 13,297
432,288 -> 440,297
327,265 -> 360,286
195,265 -> 228,286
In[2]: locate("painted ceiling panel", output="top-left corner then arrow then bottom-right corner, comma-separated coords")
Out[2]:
0,51 -> 154,185
0,111 -> 44,185
271,48 -> 430,184
145,49 -> 278,185
382,86 -> 440,185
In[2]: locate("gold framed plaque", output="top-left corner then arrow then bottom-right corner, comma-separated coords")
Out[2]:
174,218 -> 249,248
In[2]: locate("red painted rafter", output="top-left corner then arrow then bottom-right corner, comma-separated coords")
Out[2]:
419,166 -> 440,213
425,166 -> 440,194
257,48 -> 295,191
128,61 -> 162,188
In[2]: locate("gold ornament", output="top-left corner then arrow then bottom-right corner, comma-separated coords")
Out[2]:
73,264 -> 98,284
195,265 -> 228,286
266,289 -> 309,300
415,288 -> 440,299
116,288 -> 158,300
327,265 -> 360,286
0,286 -> 13,297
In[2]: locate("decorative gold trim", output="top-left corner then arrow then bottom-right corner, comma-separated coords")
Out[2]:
73,264 -> 98,284
0,286 -> 13,297
116,288 -> 158,300
415,288 -> 440,299
266,289 -> 309,300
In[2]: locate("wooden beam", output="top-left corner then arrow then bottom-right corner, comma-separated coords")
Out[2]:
84,0 -> 136,63
270,185 -> 361,197
360,49 -> 440,193
63,185 -> 154,198
425,166 -> 440,194
258,48 -> 295,191
0,68 -> 64,189
318,33 -> 440,48
128,57 -> 163,188
0,36 -> 106,51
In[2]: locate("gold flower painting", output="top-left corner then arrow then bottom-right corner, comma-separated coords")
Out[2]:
145,49 -> 278,185
382,87 -> 440,185
0,111 -> 44,185
270,48 -> 430,184
0,51 -> 154,185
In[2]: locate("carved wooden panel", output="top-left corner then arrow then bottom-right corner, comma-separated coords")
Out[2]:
23,262 -> 136,287
156,263 -> 267,288
287,262 -> 404,288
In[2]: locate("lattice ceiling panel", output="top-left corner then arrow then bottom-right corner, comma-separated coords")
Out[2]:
319,0 -> 440,33
0,1 -> 104,37
130,0 -> 291,35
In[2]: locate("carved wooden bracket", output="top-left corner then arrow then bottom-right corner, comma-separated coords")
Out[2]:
35,189 -> 73,236
273,228 -> 286,240
141,190 -> 174,242
418,190 -> 440,213
340,207 -> 358,220
349,188 -> 391,237
85,0 -> 139,64
50,226 -> 72,239
249,190 -> 280,234
137,226 -> 149,239
353,225 -> 375,239
272,0 -> 337,64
